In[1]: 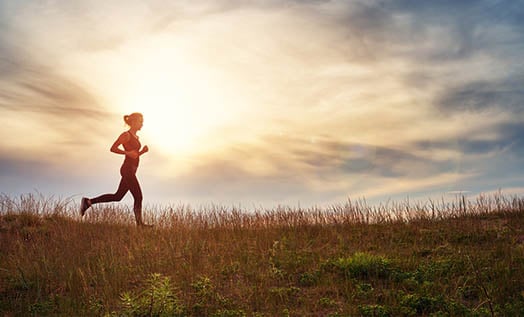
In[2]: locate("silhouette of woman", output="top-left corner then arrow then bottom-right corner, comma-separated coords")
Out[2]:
80,112 -> 150,226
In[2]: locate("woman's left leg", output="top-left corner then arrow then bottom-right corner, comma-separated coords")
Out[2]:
126,173 -> 144,225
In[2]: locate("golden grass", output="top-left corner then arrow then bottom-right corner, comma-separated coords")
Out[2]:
1,192 -> 523,316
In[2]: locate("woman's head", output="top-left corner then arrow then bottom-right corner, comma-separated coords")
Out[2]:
124,112 -> 144,130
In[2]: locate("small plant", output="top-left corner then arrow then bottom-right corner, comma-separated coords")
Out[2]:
358,304 -> 391,317
88,296 -> 105,315
117,273 -> 185,317
413,259 -> 462,284
190,275 -> 216,315
298,271 -> 319,287
212,308 -> 247,317
191,275 -> 214,301
324,252 -> 393,279
356,282 -> 374,296
318,297 -> 338,308
28,296 -> 57,315
190,275 -> 239,316
268,239 -> 314,280
399,293 -> 447,316
269,286 -> 301,304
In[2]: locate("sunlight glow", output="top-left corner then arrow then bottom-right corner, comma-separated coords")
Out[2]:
117,40 -> 240,157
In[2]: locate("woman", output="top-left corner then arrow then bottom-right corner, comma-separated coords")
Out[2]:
80,112 -> 150,226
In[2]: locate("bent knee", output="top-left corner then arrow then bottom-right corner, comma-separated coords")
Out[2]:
113,192 -> 126,201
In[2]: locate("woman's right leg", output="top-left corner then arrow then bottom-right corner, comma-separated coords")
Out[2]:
90,177 -> 129,205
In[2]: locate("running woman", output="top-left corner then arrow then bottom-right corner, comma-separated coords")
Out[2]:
80,112 -> 150,226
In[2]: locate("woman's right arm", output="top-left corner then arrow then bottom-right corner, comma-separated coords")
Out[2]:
110,132 -> 137,158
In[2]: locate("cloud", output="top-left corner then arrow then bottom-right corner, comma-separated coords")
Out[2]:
437,75 -> 524,113
0,154 -> 70,194
498,123 -> 524,156
413,120 -> 524,153
158,132 -> 473,204
1,63 -> 100,113
0,156 -> 51,177
0,59 -> 114,145
0,2 -> 130,139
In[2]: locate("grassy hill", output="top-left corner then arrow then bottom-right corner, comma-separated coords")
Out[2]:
1,193 -> 523,316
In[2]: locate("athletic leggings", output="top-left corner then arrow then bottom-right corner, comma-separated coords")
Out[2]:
90,163 -> 143,216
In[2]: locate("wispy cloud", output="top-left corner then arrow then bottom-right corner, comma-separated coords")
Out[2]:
0,58 -> 114,161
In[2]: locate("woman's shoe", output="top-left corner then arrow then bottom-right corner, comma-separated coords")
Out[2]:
80,197 -> 91,216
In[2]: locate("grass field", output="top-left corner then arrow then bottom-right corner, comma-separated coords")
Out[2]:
1,193 -> 523,316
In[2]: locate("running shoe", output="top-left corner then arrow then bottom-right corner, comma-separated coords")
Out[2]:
80,197 -> 91,216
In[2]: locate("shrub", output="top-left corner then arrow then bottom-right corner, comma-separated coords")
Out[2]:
117,273 -> 185,317
325,252 -> 393,279
399,293 -> 447,316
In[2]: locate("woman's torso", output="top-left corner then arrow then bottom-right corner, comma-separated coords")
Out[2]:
122,131 -> 141,167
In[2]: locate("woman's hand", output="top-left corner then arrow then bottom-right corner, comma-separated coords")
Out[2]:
140,145 -> 149,156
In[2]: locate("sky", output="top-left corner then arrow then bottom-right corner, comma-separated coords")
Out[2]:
0,0 -> 523,208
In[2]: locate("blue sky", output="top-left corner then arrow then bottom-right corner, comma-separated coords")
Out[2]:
0,0 -> 523,208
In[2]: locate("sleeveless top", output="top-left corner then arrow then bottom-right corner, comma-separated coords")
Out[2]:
122,131 -> 141,167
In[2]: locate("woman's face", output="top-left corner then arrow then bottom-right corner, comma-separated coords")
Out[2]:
131,116 -> 144,130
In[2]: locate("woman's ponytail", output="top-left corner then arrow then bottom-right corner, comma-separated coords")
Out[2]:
123,113 -> 143,126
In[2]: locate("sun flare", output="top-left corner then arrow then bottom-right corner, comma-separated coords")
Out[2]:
116,43 -> 241,157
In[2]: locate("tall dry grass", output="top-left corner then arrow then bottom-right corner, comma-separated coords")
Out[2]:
1,192 -> 523,316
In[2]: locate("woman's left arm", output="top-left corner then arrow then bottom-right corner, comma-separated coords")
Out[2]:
139,145 -> 149,156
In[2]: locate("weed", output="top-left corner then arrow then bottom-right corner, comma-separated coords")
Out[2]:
318,297 -> 338,309
399,293 -> 447,316
212,308 -> 247,317
323,252 -> 393,280
358,304 -> 391,317
28,295 -> 58,315
356,282 -> 374,296
116,273 -> 185,317
88,296 -> 105,315
190,275 -> 216,315
191,275 -> 214,301
297,271 -> 319,287
412,258 -> 465,284
268,238 -> 314,281
268,286 -> 301,305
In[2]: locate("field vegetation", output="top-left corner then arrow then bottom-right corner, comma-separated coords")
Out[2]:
1,193 -> 523,316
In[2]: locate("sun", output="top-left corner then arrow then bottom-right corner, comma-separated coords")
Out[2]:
117,44 -> 240,158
